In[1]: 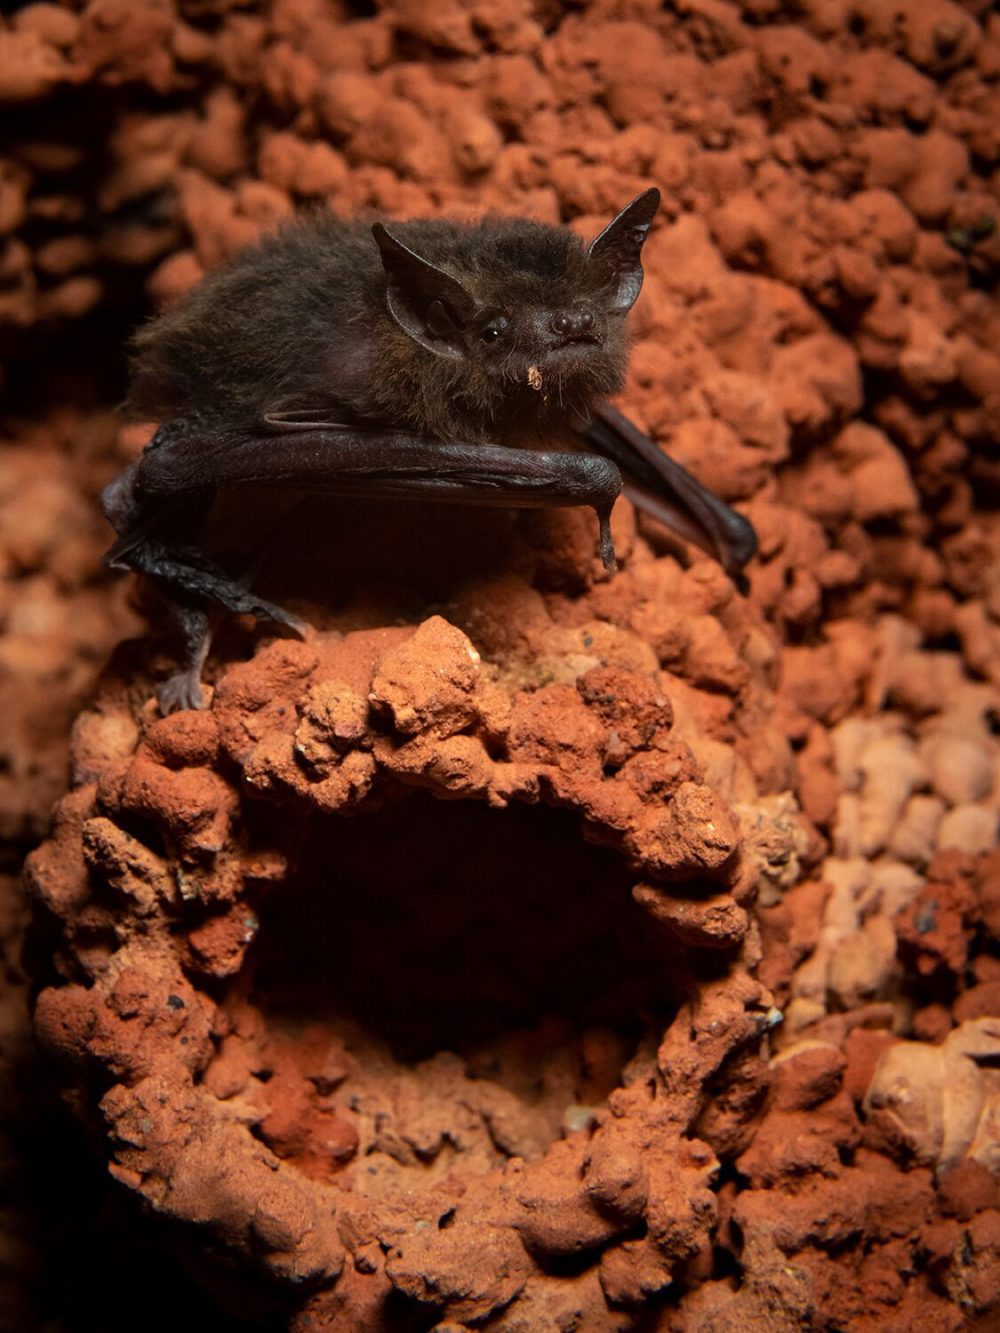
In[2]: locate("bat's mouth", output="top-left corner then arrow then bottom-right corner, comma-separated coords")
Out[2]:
551,333 -> 601,349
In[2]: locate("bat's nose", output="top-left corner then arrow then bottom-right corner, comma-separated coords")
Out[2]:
550,307 -> 595,338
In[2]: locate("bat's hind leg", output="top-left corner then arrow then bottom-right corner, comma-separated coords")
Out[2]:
103,460 -> 308,631
102,432 -> 315,712
108,530 -> 307,713
156,602 -> 215,713
119,536 -> 307,634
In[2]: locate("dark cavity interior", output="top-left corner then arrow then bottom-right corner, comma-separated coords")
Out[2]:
248,794 -> 686,1067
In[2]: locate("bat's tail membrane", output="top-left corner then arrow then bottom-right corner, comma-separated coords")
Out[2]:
583,401 -> 757,579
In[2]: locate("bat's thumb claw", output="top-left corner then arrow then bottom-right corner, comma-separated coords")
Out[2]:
276,610 -> 311,641
598,511 -> 617,573
247,594 -> 310,639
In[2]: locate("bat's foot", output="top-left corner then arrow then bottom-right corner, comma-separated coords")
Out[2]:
154,599 -> 307,715
157,669 -> 207,714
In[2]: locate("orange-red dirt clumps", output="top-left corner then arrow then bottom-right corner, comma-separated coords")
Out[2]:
2,0 -> 1000,1330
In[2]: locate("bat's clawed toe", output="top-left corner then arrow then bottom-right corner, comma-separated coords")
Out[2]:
154,599 -> 309,715
157,670 -> 207,715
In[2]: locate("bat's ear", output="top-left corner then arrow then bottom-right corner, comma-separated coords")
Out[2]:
373,223 -> 477,361
588,188 -> 660,315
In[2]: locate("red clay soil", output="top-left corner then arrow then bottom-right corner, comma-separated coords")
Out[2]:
3,0 -> 1000,1330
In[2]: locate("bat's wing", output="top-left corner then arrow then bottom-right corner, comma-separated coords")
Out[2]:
114,412 -> 623,569
580,401 -> 757,578
128,415 -> 277,495
100,414 -> 331,560
121,406 -> 754,580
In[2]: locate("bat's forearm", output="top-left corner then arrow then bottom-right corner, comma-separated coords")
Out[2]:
136,425 -> 623,569
138,428 -> 615,506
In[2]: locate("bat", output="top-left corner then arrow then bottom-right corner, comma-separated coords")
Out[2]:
101,189 -> 757,712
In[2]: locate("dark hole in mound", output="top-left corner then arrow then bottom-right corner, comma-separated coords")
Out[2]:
249,794 -> 685,1065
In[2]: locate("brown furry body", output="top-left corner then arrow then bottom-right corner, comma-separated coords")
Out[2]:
129,214 -> 631,446
104,191 -> 757,714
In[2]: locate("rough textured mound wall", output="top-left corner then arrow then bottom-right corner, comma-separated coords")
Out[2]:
2,0 -> 1000,1329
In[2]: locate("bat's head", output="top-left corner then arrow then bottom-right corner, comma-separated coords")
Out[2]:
371,189 -> 660,441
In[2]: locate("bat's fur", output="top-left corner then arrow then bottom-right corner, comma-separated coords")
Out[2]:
129,215 -> 632,446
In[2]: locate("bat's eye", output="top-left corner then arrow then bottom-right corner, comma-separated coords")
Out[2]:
479,317 -> 508,343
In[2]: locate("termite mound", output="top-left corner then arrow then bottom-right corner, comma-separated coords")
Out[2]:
26,531 -> 796,1328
